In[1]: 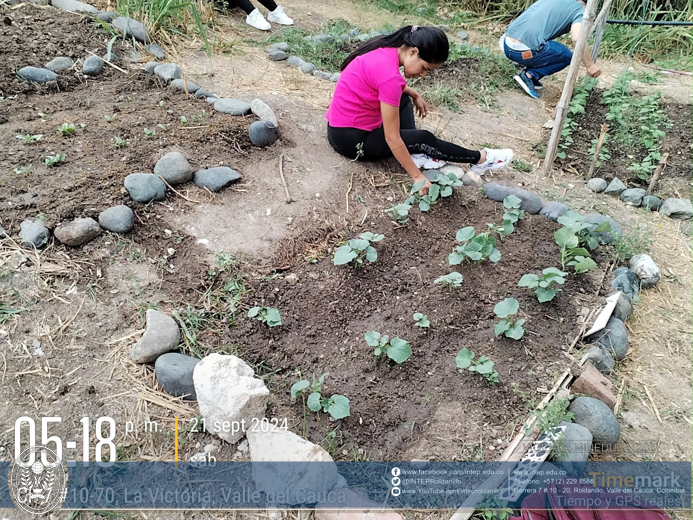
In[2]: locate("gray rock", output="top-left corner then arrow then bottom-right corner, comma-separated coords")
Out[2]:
312,34 -> 335,45
569,396 -> 620,445
97,10 -> 117,22
0,225 -> 6,239
143,61 -> 159,73
540,201 -> 570,221
330,72 -> 341,82
620,188 -> 646,206
349,27 -> 360,36
51,0 -> 98,12
169,78 -> 199,93
580,213 -> 621,244
313,70 -> 332,80
641,195 -> 661,211
98,205 -> 134,233
154,152 -> 193,185
508,188 -> 543,214
194,167 -> 242,192
286,56 -> 304,67
611,292 -> 633,322
111,16 -> 151,43
82,55 -> 104,76
586,317 -> 628,360
155,353 -> 199,400
553,421 -> 592,474
249,121 -> 278,147
28,0 -> 50,5
103,51 -> 119,63
268,50 -> 287,61
54,218 -> 100,246
194,89 -> 213,99
338,34 -> 350,42
629,253 -> 660,288
206,97 -> 219,104
660,198 -> 693,220
604,177 -> 626,196
250,99 -> 278,126
124,173 -> 166,203
45,57 -> 74,72
586,178 -> 607,193
18,67 -> 57,84
611,267 -> 639,299
299,62 -> 316,74
265,42 -> 289,52
19,219 -> 50,248
146,43 -> 165,60
456,30 -> 469,40
153,63 -> 182,82
483,182 -> 510,202
214,98 -> 251,116
585,345 -> 615,374
130,309 -> 180,363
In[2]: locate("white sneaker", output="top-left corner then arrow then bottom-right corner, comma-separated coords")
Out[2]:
469,148 -> 513,174
411,153 -> 447,170
246,8 -> 271,31
267,6 -> 293,25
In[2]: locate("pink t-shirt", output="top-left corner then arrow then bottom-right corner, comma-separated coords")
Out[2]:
326,47 -> 406,131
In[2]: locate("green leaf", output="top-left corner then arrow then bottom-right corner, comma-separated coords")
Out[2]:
554,227 -> 578,248
503,194 -> 522,209
494,320 -> 511,336
380,334 -> 389,346
428,183 -> 440,200
455,348 -> 474,369
536,287 -> 556,302
327,394 -> 351,419
387,337 -> 412,364
248,307 -> 261,318
465,250 -> 483,262
448,251 -> 464,265
419,199 -> 430,212
333,245 -> 358,265
573,257 -> 598,273
494,298 -> 519,318
374,347 -> 382,356
488,248 -> 501,263
265,308 -> 282,327
365,245 -> 378,263
291,380 -> 310,398
361,232 -> 384,242
348,238 -> 369,251
441,186 -> 452,197
456,227 -> 475,242
543,267 -> 567,278
413,312 -> 423,320
411,180 -> 426,193
518,274 -> 539,288
506,321 -> 525,340
307,392 -> 322,412
364,331 -> 381,347
474,357 -> 495,374
594,222 -> 612,233
557,211 -> 582,229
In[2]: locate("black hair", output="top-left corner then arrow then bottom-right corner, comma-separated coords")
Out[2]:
339,26 -> 449,72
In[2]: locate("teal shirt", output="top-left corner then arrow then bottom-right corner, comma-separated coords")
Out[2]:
506,0 -> 584,50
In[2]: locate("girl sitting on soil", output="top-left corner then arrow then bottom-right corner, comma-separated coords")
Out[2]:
326,26 -> 513,191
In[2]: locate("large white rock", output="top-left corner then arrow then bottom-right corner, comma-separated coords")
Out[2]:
247,427 -> 339,505
628,253 -> 661,288
193,354 -> 268,443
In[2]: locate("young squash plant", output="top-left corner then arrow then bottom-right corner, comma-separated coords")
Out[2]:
333,232 -> 384,267
406,173 -> 462,212
434,271 -> 464,289
291,373 -> 351,420
248,306 -> 282,327
449,227 -> 501,265
554,227 -> 598,273
494,298 -> 525,340
413,312 -> 430,328
365,331 -> 412,364
557,211 -> 612,251
489,194 -> 525,240
518,268 -> 568,302
385,203 -> 412,225
455,348 -> 499,385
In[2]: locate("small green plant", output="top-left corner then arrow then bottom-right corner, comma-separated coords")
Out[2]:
16,134 -> 43,144
493,298 -> 525,340
333,232 -> 384,267
60,123 -> 76,136
112,136 -> 127,148
518,267 -> 568,302
180,115 -> 188,125
474,494 -> 514,520
554,227 -> 597,273
12,165 -> 32,175
609,225 -> 652,262
587,134 -> 611,168
413,312 -> 430,328
364,331 -> 412,364
557,211 -> 611,251
247,306 -> 282,327
144,128 -> 156,138
38,112 -> 48,120
44,153 -> 66,167
511,159 -> 533,173
449,227 -> 501,264
489,195 -> 526,240
456,348 -> 499,385
556,77 -> 597,160
406,173 -> 462,212
385,203 -> 412,225
105,114 -> 116,122
157,123 -> 171,131
434,271 -> 464,289
158,100 -> 165,107
291,373 -> 350,420
525,396 -> 575,436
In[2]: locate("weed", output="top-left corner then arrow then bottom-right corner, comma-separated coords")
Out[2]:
105,114 -> 117,122
449,227 -> 501,264
609,225 -> 653,262
526,396 -> 575,436
60,123 -> 76,136
511,159 -> 533,173
434,271 -> 464,289
16,134 -> 43,144
636,71 -> 662,84
365,331 -> 412,364
473,494 -> 514,520
587,134 -> 611,168
518,267 -> 568,303
493,298 -> 525,340
456,348 -> 499,385
44,153 -> 66,167
112,136 -> 127,148
385,203 -> 412,225
143,128 -> 156,138
333,232 -> 384,267
413,312 -> 430,328
247,306 -> 282,327
12,165 -> 32,175
291,373 -> 350,420
423,85 -> 463,111
0,303 -> 27,324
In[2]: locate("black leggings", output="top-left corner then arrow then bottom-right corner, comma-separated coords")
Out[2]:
327,94 -> 481,164
227,0 -> 277,14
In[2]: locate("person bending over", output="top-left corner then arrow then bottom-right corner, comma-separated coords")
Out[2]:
325,25 -> 513,192
225,0 -> 292,31
500,0 -> 601,99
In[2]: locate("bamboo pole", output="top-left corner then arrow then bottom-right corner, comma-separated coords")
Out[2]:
586,123 -> 609,179
647,152 -> 669,194
591,0 -> 614,61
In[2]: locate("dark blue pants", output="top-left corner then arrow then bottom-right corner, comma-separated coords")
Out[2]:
503,40 -> 573,80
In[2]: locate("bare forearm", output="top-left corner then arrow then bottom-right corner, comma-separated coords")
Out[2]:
388,137 -> 423,181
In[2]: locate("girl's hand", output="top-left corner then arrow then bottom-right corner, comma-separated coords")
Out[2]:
413,175 -> 431,195
412,94 -> 429,118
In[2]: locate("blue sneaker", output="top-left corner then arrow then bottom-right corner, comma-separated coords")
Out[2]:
514,70 -> 539,99
529,75 -> 543,89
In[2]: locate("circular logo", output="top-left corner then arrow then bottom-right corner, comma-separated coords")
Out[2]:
391,467 -> 401,477
9,446 -> 67,515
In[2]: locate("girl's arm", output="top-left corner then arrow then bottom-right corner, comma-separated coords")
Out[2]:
403,87 -> 428,118
381,102 -> 430,193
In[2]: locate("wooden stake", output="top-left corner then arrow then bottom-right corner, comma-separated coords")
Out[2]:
647,152 -> 669,194
278,154 -> 292,203
642,384 -> 662,423
591,0 -> 614,62
586,123 -> 609,179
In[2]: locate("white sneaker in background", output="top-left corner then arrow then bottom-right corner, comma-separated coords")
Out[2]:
469,148 -> 513,174
246,8 -> 271,31
411,153 -> 447,170
267,5 -> 293,25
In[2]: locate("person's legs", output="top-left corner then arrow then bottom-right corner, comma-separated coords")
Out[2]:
255,0 -> 278,10
524,41 -> 573,80
230,0 -> 255,14
399,94 -> 416,130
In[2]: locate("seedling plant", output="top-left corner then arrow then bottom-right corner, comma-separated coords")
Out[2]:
556,77 -> 596,160
557,211 -> 611,251
434,271 -> 463,289
291,373 -> 351,420
406,172 -> 462,212
456,348 -> 499,385
413,313 -> 430,328
449,227 -> 501,265
16,134 -> 43,144
44,153 -> 66,167
247,306 -> 282,327
112,136 -> 127,148
144,128 -> 156,138
385,203 -> 412,226
60,123 -> 76,136
493,298 -> 525,340
489,195 -> 525,239
333,232 -> 384,267
518,268 -> 568,302
365,331 -> 412,364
